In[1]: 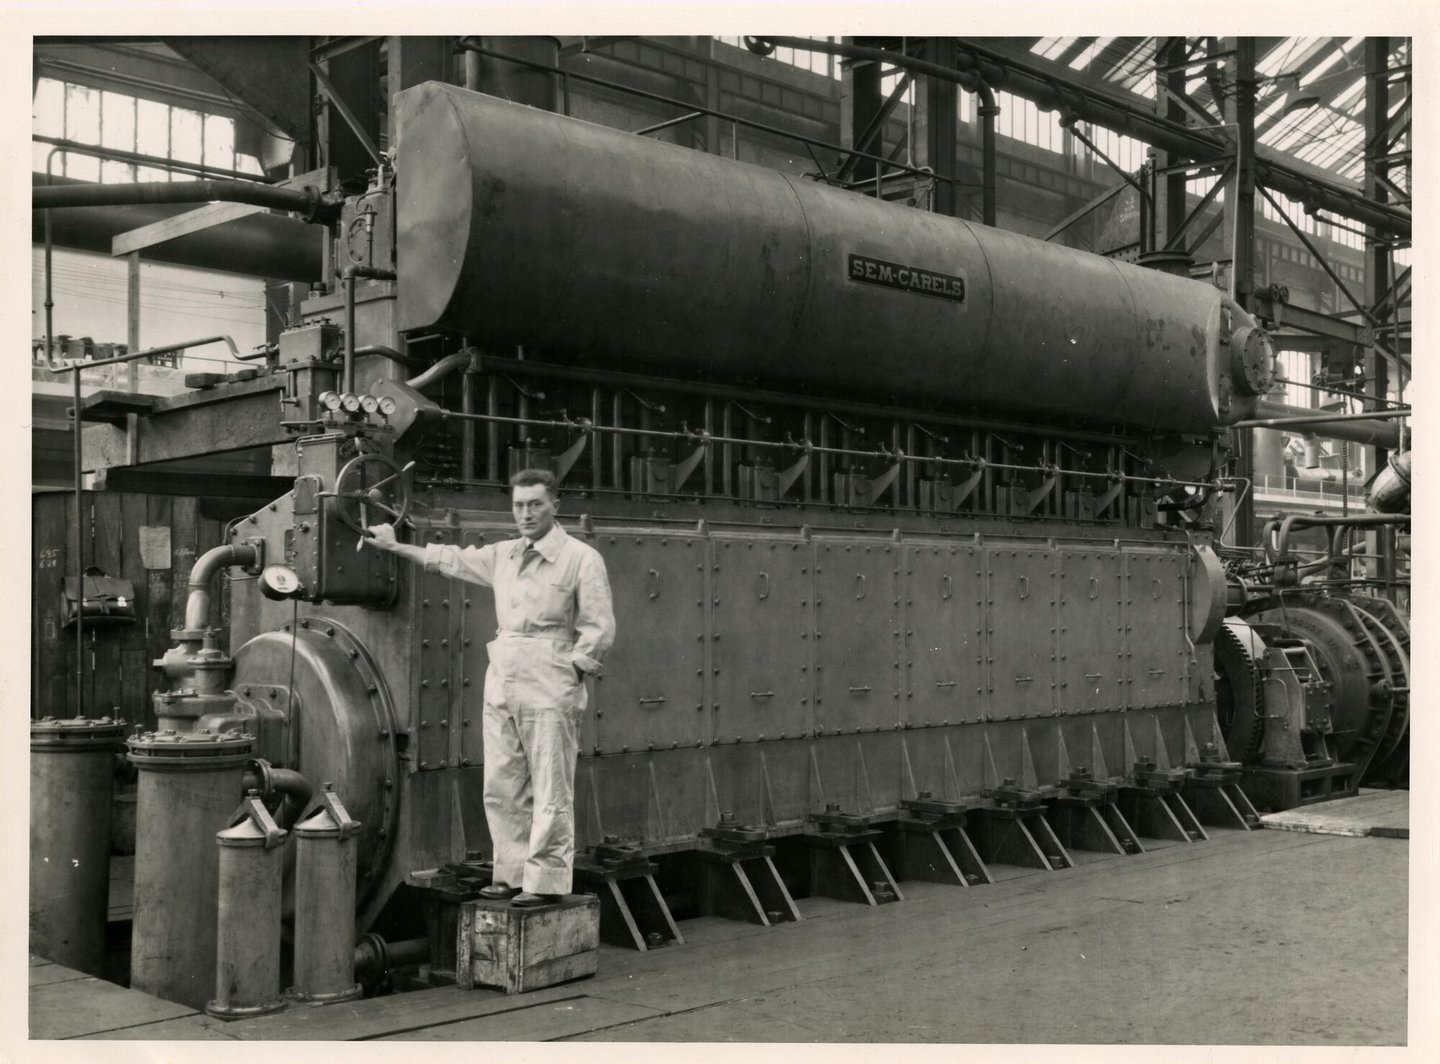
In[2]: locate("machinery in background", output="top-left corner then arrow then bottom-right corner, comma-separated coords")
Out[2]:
1212,497 -> 1410,811
34,82 -> 1409,1009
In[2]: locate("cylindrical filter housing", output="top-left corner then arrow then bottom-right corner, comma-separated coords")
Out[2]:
208,793 -> 288,1019
291,783 -> 362,1002
29,716 -> 126,975
128,728 -> 252,1010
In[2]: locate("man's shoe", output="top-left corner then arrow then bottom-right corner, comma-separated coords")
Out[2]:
479,882 -> 520,899
511,892 -> 562,908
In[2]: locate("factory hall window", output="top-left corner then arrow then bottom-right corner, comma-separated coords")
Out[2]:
32,76 -> 263,182
993,90 -> 1064,155
715,36 -> 841,78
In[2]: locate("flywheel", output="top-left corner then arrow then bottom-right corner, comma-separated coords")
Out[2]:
1214,618 -> 1267,761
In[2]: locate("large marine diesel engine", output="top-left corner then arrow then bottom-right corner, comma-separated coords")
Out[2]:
60,82 -> 1408,1001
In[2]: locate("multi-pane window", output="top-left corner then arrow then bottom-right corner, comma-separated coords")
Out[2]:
1077,122 -> 1147,174
1260,188 -> 1320,235
993,91 -> 1064,154
32,76 -> 262,182
716,36 -> 841,78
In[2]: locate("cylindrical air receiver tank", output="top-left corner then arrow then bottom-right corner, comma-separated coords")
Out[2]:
208,793 -> 288,1020
291,783 -> 363,1003
127,728 -> 253,1010
29,715 -> 126,975
395,83 -> 1275,435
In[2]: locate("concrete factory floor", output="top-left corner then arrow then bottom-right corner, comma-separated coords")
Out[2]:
31,797 -> 1409,1046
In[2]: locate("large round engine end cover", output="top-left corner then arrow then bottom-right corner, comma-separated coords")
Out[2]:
232,621 -> 399,904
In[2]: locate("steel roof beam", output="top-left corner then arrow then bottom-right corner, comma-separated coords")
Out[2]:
948,37 -> 1409,239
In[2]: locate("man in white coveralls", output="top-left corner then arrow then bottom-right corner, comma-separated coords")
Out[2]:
364,468 -> 615,907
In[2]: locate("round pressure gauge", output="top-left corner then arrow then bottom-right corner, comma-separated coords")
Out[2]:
319,390 -> 342,412
377,395 -> 398,417
360,394 -> 380,414
340,393 -> 362,413
258,564 -> 304,601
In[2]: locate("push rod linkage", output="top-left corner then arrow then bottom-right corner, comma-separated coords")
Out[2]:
433,407 -> 1223,493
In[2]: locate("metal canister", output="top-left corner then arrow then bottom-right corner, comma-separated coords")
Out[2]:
29,715 -> 126,975
291,783 -> 363,1002
208,793 -> 288,1019
128,728 -> 252,1010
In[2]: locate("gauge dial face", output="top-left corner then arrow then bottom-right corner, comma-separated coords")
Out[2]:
319,390 -> 342,411
360,394 -> 380,414
340,393 -> 362,413
377,396 -> 398,416
259,564 -> 303,599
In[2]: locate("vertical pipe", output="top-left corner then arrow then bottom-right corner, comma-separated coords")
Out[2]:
704,400 -> 715,497
612,391 -> 624,490
978,86 -> 998,227
1382,525 -> 1398,604
343,272 -> 356,394
721,401 -> 733,498
892,422 -> 904,508
819,415 -> 830,504
460,348 -> 475,483
47,145 -> 86,718
802,412 -> 813,504
983,433 -> 995,513
486,374 -> 499,483
591,387 -> 603,492
905,424 -> 917,510
72,354 -> 84,718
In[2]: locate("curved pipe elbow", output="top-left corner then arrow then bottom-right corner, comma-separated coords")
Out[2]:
242,759 -> 314,830
406,351 -> 473,391
184,543 -> 258,631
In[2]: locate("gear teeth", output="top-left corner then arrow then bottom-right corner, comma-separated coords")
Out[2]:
1214,619 -> 1266,761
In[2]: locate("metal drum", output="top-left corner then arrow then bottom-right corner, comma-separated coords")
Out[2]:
128,728 -> 253,1010
29,715 -> 126,975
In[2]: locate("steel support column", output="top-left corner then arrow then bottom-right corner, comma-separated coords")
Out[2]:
839,39 -> 883,186
1155,39 -> 1193,254
125,252 -> 141,391
1224,38 -> 1257,550
920,38 -> 959,217
1363,36 -> 1394,595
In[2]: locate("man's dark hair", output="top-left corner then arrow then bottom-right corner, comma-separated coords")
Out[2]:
510,468 -> 559,499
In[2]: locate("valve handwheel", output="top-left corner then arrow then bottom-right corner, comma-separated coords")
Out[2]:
331,453 -> 414,536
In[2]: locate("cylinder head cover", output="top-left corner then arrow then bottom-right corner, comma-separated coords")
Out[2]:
396,83 -> 1273,434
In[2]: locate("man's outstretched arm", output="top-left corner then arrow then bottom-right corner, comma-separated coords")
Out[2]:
360,522 -> 428,565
